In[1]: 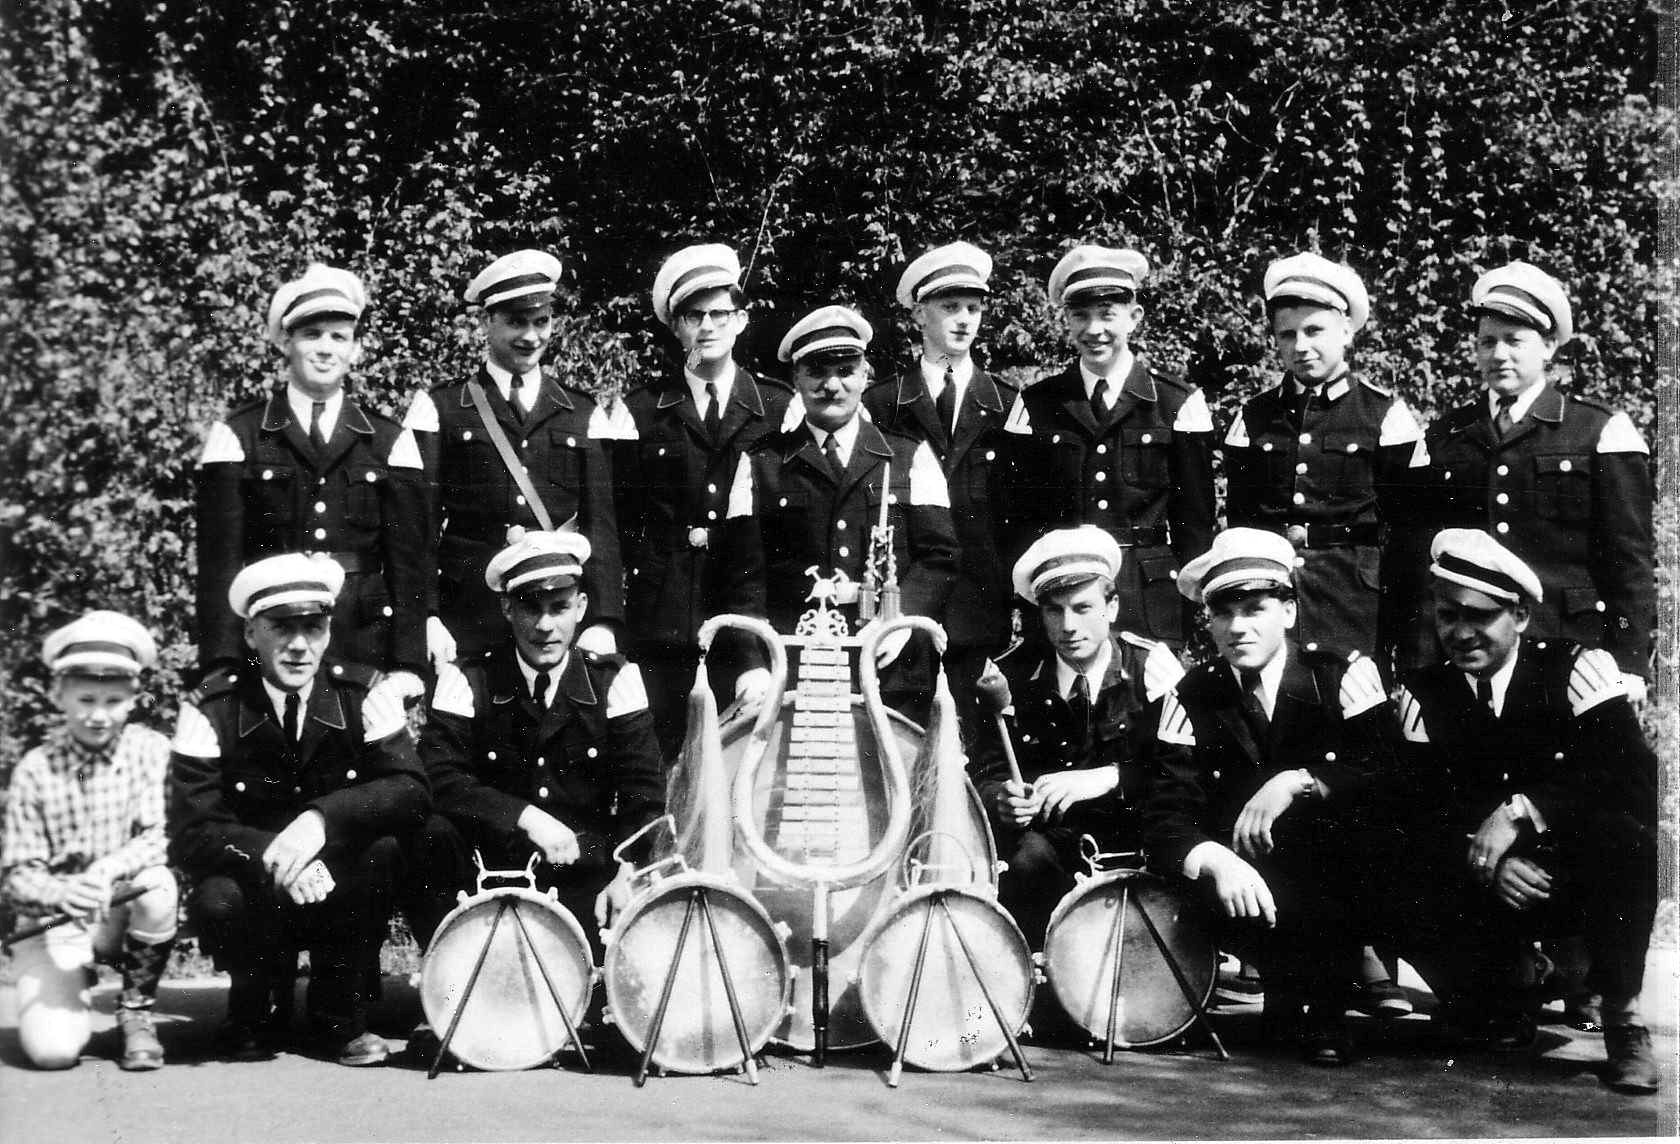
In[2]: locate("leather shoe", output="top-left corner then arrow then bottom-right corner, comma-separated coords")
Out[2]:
117,1007 -> 165,1071
1350,978 -> 1413,1018
336,1031 -> 391,1067
215,1020 -> 276,1063
1603,1025 -> 1659,1095
1301,1008 -> 1355,1067
1565,992 -> 1603,1033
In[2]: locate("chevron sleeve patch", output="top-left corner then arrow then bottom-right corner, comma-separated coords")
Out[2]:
1596,411 -> 1649,455
1156,689 -> 1197,746
908,442 -> 951,507
726,454 -> 756,520
601,396 -> 639,440
196,422 -> 244,466
1002,392 -> 1032,435
1395,685 -> 1430,743
606,662 -> 651,717
1222,414 -> 1250,447
1338,655 -> 1388,718
170,702 -> 221,758
1567,647 -> 1628,715
1142,642 -> 1187,702
361,679 -> 410,743
387,427 -> 423,469
402,390 -> 439,433
1171,388 -> 1214,433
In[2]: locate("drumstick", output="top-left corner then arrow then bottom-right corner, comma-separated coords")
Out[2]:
3,885 -> 147,951
974,666 -> 1028,789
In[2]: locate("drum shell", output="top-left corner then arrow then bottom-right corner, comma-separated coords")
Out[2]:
855,885 -> 1034,1072
420,885 -> 594,1072
1042,869 -> 1216,1047
603,871 -> 792,1074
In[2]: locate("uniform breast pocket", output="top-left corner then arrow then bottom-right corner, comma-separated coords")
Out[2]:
242,464 -> 297,525
453,430 -> 503,492
1249,434 -> 1295,488
1533,454 -> 1591,521
1120,426 -> 1173,487
345,465 -> 387,527
1320,431 -> 1374,486
543,428 -> 587,492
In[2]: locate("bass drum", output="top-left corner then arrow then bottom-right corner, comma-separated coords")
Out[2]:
603,871 -> 792,1074
1041,869 -> 1216,1047
420,885 -> 594,1072
855,886 -> 1034,1072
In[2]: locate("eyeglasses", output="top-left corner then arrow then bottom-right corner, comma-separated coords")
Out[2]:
677,308 -> 741,328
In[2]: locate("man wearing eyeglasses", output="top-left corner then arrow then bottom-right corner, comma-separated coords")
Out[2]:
610,245 -> 795,757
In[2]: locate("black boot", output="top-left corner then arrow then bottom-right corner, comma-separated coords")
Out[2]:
117,938 -> 174,1071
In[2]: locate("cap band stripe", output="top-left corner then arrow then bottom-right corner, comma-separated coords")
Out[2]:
505,553 -> 578,583
912,263 -> 986,299
247,580 -> 334,607
1478,286 -> 1553,331
671,265 -> 734,299
1433,552 -> 1526,598
1271,274 -> 1349,312
282,287 -> 356,322
1066,267 -> 1138,288
790,325 -> 863,355
58,640 -> 139,659
1204,556 -> 1290,586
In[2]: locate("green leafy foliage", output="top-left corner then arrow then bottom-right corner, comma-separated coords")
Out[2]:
1,0 -> 1665,787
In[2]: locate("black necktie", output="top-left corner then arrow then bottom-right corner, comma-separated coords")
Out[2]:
510,372 -> 529,420
1476,677 -> 1496,719
1494,395 -> 1517,438
704,381 -> 721,438
1293,385 -> 1315,427
1240,669 -> 1270,739
1068,673 -> 1092,744
533,672 -> 550,711
822,433 -> 844,481
283,692 -> 301,745
308,400 -> 327,451
1090,376 -> 1110,416
934,367 -> 956,440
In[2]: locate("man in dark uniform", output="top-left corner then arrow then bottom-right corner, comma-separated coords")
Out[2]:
968,526 -> 1183,948
864,241 -> 1026,730
1383,529 -> 1658,1093
611,243 -> 795,758
1144,528 -> 1396,1065
404,250 -> 624,665
1410,261 -> 1653,700
168,553 -> 429,1066
405,528 -> 665,962
1223,252 -> 1428,664
195,264 -> 428,686
721,305 -> 959,714
1008,245 -> 1215,648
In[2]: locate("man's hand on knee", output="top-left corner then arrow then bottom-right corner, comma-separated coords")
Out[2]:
1195,845 -> 1277,927
1492,855 -> 1552,911
518,806 -> 581,867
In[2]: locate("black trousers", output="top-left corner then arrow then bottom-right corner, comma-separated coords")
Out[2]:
995,802 -> 1139,950
404,814 -> 616,963
188,835 -> 403,1040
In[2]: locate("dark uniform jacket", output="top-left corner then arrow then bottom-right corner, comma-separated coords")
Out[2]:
408,367 -> 624,656
1392,638 -> 1655,837
1143,642 -> 1396,874
1419,384 -> 1654,675
1224,373 -> 1426,657
195,389 -> 428,673
423,644 -> 665,872
613,367 -> 794,649
969,634 -> 1179,848
720,419 -> 959,639
167,661 -> 429,879
863,366 -> 1024,652
1009,359 -> 1215,644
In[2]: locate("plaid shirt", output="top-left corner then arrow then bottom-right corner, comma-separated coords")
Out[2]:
2,723 -> 170,915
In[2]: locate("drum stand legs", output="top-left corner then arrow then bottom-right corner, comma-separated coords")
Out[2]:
428,898 -> 594,1079
1093,888 -> 1230,1064
633,887 -> 762,1087
886,891 -> 1033,1088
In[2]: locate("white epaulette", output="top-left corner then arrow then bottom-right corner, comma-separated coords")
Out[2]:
606,662 -> 651,718
1567,646 -> 1627,715
197,422 -> 245,466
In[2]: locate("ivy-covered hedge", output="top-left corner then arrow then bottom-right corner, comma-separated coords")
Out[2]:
1,1 -> 1667,805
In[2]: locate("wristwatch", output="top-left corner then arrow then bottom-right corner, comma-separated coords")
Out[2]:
1294,768 -> 1317,799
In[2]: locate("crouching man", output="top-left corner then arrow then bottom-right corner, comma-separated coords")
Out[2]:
1143,528 -> 1397,1065
169,553 -> 428,1066
2,613 -> 177,1070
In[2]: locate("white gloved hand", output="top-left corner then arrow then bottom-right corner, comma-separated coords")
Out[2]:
426,617 -> 458,669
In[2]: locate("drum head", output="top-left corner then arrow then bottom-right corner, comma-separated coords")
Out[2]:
604,877 -> 791,1074
857,889 -> 1033,1072
420,888 -> 594,1072
1043,871 -> 1216,1047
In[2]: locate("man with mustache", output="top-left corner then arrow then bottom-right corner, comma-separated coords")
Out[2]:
1007,245 -> 1215,649
169,553 -> 428,1066
1144,528 -> 1397,1066
969,526 -> 1182,948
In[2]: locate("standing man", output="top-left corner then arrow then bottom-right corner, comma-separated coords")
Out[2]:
169,554 -> 428,1066
865,241 -> 1026,728
404,250 -> 624,666
1144,528 -> 1396,1065
612,243 -> 795,758
196,264 -> 428,682
1385,529 -> 1658,1093
1009,245 -> 1215,648
1223,253 -> 1428,664
721,305 -> 959,713
1412,261 -> 1653,699
405,529 -> 664,962
969,526 -> 1182,948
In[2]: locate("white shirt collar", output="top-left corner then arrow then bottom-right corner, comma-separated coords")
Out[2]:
808,415 -> 863,467
485,359 -> 541,412
1488,380 -> 1546,424
1463,646 -> 1520,717
1079,350 -> 1134,401
261,678 -> 314,729
920,356 -> 974,393
1291,364 -> 1351,399
514,651 -> 568,706
285,386 -> 343,440
1055,640 -> 1113,703
685,361 -> 737,415
1229,647 -> 1288,720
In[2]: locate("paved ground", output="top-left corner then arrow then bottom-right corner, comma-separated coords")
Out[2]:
3,955 -> 1675,1142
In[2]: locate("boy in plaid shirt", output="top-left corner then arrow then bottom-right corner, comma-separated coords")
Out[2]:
2,612 -> 177,1070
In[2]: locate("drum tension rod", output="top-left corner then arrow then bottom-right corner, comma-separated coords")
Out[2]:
635,887 -> 762,1086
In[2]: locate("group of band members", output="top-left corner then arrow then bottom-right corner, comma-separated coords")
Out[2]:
0,238 -> 1655,1095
